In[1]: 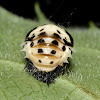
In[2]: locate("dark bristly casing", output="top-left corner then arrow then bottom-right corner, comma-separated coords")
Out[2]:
25,59 -> 69,85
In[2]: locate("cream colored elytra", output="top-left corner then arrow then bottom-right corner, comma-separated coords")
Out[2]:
22,24 -> 73,72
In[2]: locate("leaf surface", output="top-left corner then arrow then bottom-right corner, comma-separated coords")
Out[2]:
0,4 -> 100,100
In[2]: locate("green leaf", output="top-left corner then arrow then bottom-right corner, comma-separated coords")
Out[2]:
0,3 -> 100,100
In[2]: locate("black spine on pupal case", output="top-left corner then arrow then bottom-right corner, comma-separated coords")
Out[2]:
63,39 -> 73,47
25,59 -> 70,85
65,30 -> 74,47
25,27 -> 37,41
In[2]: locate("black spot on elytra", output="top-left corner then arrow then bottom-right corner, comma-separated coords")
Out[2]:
57,30 -> 61,34
38,49 -> 43,53
39,60 -> 42,63
63,39 -> 72,47
25,38 -> 32,41
31,34 -> 35,39
51,50 -> 56,54
63,39 -> 67,45
25,34 -> 35,41
69,48 -> 73,54
50,61 -> 53,64
40,28 -> 44,31
54,33 -> 61,39
38,32 -> 46,36
52,40 -> 58,46
65,30 -> 74,47
38,38 -> 45,43
71,51 -> 72,54
25,27 -> 37,41
30,42 -> 34,47
62,46 -> 66,51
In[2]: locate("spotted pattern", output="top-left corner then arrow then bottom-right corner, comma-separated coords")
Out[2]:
52,40 -> 58,46
26,27 -> 37,38
38,38 -> 45,43
39,60 -> 42,63
31,34 -> 35,39
50,61 -> 53,64
51,50 -> 56,54
40,28 -> 44,31
30,42 -> 34,47
62,46 -> 66,51
57,30 -> 61,34
38,32 -> 46,36
38,49 -> 43,53
54,33 -> 61,39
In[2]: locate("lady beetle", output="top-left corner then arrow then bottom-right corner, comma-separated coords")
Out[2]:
22,24 -> 74,85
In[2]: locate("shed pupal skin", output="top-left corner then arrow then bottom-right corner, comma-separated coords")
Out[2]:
22,24 -> 74,84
